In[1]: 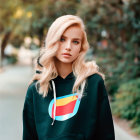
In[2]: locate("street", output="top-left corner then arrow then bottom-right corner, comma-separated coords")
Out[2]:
0,64 -> 139,140
0,65 -> 33,140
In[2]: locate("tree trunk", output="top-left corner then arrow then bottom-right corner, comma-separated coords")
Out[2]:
1,31 -> 11,58
0,31 -> 11,68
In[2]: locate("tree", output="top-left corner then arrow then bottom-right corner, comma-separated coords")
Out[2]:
77,0 -> 140,94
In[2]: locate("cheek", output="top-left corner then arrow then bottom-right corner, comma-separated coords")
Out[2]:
73,46 -> 81,57
56,45 -> 63,55
75,45 -> 81,53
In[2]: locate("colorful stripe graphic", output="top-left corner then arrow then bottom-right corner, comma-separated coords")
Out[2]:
48,93 -> 81,121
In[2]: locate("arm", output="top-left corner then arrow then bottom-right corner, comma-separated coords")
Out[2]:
95,78 -> 115,140
22,84 -> 38,140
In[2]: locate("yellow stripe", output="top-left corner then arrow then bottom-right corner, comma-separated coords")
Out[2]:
56,96 -> 77,106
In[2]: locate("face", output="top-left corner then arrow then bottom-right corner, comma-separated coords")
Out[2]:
55,25 -> 83,64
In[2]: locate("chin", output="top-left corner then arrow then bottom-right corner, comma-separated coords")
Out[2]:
55,56 -> 75,64
58,58 -> 73,64
61,60 -> 73,64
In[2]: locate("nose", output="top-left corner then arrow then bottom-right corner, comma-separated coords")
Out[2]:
65,41 -> 71,51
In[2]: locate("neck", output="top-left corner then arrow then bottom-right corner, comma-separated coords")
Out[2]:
55,60 -> 72,79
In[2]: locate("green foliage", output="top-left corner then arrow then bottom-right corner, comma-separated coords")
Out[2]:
111,78 -> 140,134
78,0 -> 140,96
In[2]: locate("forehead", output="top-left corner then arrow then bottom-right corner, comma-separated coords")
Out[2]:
62,25 -> 83,40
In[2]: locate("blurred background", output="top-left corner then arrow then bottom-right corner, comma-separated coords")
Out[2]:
0,0 -> 140,140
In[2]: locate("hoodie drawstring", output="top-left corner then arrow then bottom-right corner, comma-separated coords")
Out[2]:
51,80 -> 56,125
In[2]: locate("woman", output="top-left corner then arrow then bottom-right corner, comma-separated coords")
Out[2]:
22,15 -> 115,140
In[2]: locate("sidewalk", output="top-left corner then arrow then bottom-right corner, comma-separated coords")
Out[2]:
0,64 -> 139,140
0,64 -> 33,140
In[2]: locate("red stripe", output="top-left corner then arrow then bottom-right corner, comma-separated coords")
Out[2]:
52,100 -> 77,118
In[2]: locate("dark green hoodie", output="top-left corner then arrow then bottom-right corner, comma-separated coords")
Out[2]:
22,72 -> 115,140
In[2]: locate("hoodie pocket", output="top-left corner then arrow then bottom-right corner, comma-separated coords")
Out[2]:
47,133 -> 85,140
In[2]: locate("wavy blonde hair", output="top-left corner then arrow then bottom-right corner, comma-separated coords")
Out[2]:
31,15 -> 105,97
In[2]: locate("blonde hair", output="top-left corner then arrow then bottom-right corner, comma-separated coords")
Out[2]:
30,15 -> 105,97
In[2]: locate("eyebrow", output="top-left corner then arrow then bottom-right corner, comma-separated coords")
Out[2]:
61,35 -> 82,40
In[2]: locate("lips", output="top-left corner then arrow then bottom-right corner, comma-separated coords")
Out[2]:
62,53 -> 72,56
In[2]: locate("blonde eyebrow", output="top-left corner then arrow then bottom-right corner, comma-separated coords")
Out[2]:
61,35 -> 81,40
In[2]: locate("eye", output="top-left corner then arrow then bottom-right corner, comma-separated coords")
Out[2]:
73,40 -> 79,44
60,37 -> 65,42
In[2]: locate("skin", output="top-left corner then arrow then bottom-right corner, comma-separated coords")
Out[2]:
55,25 -> 83,79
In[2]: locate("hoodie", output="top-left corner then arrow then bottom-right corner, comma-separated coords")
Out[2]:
22,72 -> 115,140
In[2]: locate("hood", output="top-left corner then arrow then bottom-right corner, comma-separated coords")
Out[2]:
53,72 -> 75,82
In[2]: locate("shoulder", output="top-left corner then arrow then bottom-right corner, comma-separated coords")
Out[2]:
87,73 -> 108,99
87,73 -> 107,94
86,73 -> 105,91
25,81 -> 38,99
87,73 -> 104,84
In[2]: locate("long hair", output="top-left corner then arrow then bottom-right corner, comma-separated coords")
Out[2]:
30,15 -> 105,97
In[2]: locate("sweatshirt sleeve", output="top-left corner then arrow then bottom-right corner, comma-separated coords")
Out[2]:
94,78 -> 115,140
22,84 -> 38,140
